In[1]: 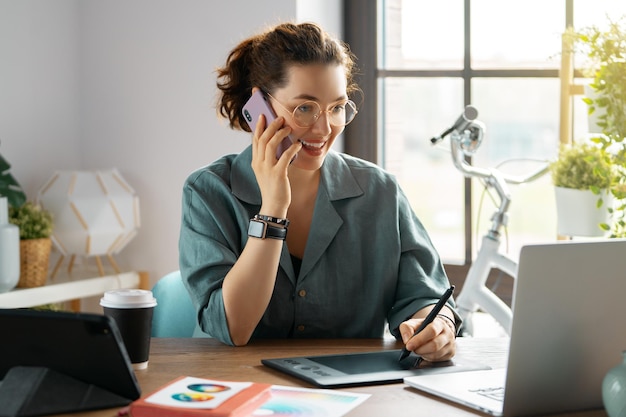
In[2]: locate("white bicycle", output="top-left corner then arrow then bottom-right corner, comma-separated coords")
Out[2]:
430,106 -> 548,336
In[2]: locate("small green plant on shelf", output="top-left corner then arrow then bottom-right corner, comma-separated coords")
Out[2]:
549,141 -> 614,196
9,201 -> 53,240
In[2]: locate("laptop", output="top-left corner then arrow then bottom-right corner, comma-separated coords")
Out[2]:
0,309 -> 141,408
404,239 -> 626,416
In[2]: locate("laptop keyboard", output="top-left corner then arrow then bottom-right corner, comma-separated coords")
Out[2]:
469,386 -> 505,402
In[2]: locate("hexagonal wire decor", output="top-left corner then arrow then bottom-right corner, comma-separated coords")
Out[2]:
37,169 -> 140,277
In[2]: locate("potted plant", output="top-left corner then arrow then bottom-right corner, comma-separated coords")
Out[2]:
569,16 -> 626,237
573,16 -> 626,143
9,201 -> 54,287
549,142 -> 615,237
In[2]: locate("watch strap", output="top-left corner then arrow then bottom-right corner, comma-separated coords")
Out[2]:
254,214 -> 290,227
264,224 -> 287,240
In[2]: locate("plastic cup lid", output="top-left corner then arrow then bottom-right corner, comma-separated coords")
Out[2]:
100,289 -> 157,309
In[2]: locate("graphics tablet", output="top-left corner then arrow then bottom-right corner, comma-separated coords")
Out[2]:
262,350 -> 490,388
0,308 -> 141,401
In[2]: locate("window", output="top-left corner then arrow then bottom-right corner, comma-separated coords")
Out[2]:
344,0 -> 626,272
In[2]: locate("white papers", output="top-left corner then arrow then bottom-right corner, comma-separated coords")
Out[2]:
253,385 -> 370,417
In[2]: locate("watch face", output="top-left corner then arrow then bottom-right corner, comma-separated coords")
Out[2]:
248,220 -> 266,238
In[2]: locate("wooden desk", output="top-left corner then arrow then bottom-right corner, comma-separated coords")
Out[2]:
52,337 -> 607,417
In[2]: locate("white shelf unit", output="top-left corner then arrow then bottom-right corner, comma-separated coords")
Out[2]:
0,271 -> 149,309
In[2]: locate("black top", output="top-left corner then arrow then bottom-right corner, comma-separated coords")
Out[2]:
290,254 -> 302,278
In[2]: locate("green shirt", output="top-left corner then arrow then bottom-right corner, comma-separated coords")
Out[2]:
179,146 -> 457,345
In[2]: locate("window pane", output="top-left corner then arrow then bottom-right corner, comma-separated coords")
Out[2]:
470,78 -> 559,259
471,0 -> 564,69
574,1 -> 626,29
382,77 -> 465,262
382,0 -> 464,69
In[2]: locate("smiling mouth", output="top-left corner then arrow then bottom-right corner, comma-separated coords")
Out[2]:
299,140 -> 326,149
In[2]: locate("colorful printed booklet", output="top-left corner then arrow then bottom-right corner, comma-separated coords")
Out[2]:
129,377 -> 271,417
129,377 -> 370,417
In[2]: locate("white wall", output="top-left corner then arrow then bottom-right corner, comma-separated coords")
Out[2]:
0,0 -> 343,296
297,0 -> 343,37
0,1 -> 81,191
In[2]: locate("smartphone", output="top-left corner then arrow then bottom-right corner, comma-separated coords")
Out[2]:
242,90 -> 295,161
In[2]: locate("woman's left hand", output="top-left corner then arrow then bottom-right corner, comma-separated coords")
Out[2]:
399,314 -> 457,362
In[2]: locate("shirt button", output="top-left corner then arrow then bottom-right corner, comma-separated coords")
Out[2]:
297,325 -> 305,332
298,289 -> 307,297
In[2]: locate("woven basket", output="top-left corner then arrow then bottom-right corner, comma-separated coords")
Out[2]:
18,238 -> 52,288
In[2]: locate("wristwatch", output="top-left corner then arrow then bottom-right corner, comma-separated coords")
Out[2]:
248,219 -> 288,240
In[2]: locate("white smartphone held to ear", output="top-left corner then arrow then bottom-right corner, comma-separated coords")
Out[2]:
242,90 -> 295,161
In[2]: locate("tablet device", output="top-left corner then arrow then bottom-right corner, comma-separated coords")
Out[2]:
0,308 -> 141,401
262,349 -> 490,388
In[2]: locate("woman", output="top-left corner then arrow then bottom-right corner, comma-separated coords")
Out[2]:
179,22 -> 459,362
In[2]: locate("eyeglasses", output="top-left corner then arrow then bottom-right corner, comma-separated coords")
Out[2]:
266,93 -> 358,128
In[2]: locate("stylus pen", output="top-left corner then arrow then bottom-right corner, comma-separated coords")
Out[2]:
398,285 -> 455,362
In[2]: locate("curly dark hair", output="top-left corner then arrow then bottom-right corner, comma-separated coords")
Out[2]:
216,22 -> 361,131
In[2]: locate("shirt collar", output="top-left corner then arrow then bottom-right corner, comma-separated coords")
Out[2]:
231,145 -> 364,205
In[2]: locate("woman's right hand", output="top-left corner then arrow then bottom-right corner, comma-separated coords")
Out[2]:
250,114 -> 301,217
224,114 -> 300,346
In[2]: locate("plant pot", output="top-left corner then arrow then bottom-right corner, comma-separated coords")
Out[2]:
0,197 -> 20,293
554,186 -> 611,237
18,237 -> 52,288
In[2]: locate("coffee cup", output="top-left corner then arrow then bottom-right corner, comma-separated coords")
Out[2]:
100,289 -> 157,370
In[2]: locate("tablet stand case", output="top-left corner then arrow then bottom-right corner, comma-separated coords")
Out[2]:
0,366 -> 132,417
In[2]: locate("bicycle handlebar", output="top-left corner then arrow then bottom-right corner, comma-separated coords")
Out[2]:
441,115 -> 549,235
449,129 -> 548,186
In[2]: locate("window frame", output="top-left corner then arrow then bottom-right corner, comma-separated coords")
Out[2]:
343,0 -> 575,299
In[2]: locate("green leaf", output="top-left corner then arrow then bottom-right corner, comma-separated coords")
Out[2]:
0,153 -> 26,208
